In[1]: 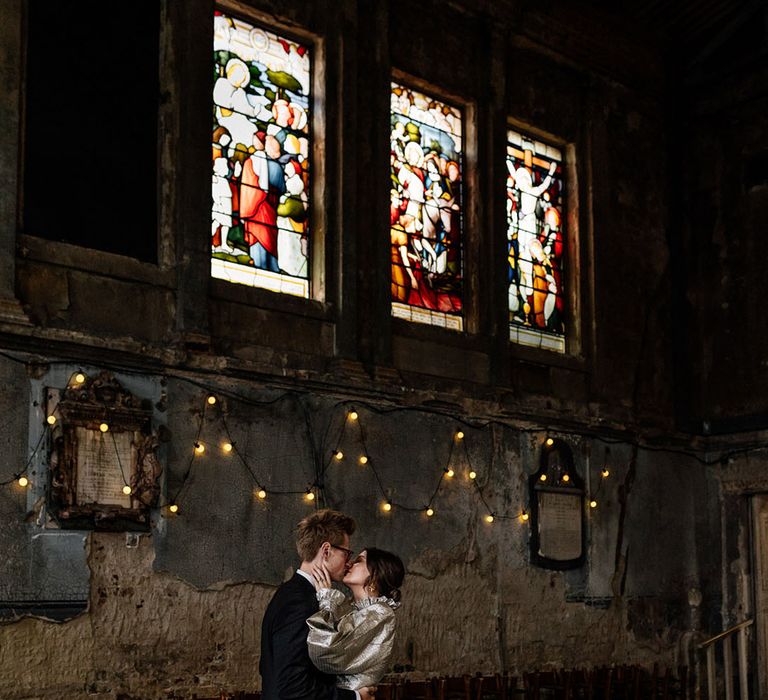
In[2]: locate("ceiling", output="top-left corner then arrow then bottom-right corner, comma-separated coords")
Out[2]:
590,0 -> 767,68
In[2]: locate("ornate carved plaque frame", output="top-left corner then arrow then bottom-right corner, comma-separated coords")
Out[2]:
47,371 -> 161,531
529,438 -> 586,570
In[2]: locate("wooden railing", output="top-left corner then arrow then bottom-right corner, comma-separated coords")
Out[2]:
699,618 -> 753,700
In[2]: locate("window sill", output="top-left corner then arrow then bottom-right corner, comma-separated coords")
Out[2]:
17,234 -> 174,288
210,278 -> 334,322
391,316 -> 488,351
508,339 -> 587,372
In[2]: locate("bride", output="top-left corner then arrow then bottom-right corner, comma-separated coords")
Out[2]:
306,548 -> 405,689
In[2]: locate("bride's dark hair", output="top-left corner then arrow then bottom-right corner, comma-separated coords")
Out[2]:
364,548 -> 405,602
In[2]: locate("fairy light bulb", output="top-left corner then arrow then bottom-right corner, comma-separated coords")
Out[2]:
334,450 -> 344,461
194,442 -> 205,455
485,514 -> 494,523
590,500 -> 598,508
99,422 -> 109,433
456,431 -> 464,440
359,455 -> 368,465
539,474 -> 547,482
18,476 -> 29,488
74,373 -> 86,385
348,411 -> 358,421
426,507 -> 434,517
305,490 -> 315,502
169,504 -> 179,514
257,489 -> 267,500
46,415 -> 56,425
546,437 -> 554,446
562,473 -> 570,483
207,395 -> 217,406
521,511 -> 529,522
445,468 -> 455,478
468,470 -> 477,480
602,468 -> 610,478
222,442 -> 233,453
122,485 -> 132,495
382,501 -> 392,512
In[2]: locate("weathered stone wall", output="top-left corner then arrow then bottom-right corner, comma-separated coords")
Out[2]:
0,439 -> 717,699
0,363 -> 720,697
0,536 -> 648,699
0,533 -> 274,699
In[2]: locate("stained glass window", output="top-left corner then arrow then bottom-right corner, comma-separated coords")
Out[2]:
507,129 -> 566,352
212,12 -> 311,298
390,82 -> 464,330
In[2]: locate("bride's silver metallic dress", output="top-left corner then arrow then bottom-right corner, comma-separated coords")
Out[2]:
307,588 -> 399,690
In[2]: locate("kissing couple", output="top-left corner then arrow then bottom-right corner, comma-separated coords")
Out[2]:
260,509 -> 405,700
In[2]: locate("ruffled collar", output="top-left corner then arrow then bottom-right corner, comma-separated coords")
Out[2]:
353,595 -> 400,610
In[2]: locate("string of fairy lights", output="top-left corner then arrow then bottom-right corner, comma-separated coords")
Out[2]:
3,368 -> 616,525
3,358 -> 768,526
163,395 -> 565,523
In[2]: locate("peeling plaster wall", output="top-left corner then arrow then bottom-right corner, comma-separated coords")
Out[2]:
0,534 -> 274,700
0,478 -> 709,700
0,380 -> 720,697
0,531 -> 644,700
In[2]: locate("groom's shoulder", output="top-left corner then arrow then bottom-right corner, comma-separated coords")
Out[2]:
263,577 -> 314,631
268,573 -> 314,609
280,571 -> 312,594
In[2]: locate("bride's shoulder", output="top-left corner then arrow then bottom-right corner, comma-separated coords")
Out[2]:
355,596 -> 400,614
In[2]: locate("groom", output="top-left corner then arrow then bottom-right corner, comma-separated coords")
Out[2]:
260,509 -> 375,700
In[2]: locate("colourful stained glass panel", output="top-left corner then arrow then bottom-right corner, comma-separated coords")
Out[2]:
507,129 -> 566,352
211,12 -> 311,297
390,82 -> 463,330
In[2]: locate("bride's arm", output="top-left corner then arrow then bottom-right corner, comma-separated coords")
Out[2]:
307,592 -> 395,675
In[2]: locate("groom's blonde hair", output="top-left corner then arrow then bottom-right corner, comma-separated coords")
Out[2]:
296,509 -> 356,561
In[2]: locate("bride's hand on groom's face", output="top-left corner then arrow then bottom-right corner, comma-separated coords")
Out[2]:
311,562 -> 332,590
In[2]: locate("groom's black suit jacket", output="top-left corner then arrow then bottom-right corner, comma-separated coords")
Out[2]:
260,572 -> 356,700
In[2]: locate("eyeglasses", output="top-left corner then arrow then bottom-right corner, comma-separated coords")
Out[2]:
331,544 -> 354,561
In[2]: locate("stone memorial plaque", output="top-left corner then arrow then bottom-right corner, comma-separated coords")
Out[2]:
537,490 -> 583,561
47,371 -> 162,531
74,427 -> 133,507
